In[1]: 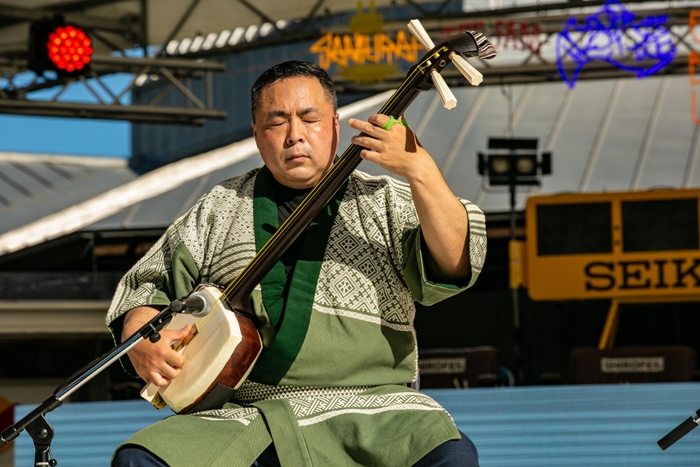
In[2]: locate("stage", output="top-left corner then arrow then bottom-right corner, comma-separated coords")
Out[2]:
7,382 -> 700,466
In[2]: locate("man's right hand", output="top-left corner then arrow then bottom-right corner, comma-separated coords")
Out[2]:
121,306 -> 192,387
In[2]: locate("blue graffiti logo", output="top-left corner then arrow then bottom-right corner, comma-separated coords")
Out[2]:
555,0 -> 676,88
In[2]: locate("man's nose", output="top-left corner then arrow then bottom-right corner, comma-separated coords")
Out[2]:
286,119 -> 303,145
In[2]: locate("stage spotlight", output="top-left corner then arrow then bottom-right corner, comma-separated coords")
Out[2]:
30,17 -> 93,75
478,138 -> 551,186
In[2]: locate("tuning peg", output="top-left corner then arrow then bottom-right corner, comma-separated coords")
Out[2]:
430,70 -> 456,109
408,19 -> 484,87
407,19 -> 434,50
407,20 -> 457,110
452,54 -> 483,86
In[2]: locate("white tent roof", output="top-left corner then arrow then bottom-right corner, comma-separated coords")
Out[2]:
0,90 -> 391,255
0,73 -> 697,256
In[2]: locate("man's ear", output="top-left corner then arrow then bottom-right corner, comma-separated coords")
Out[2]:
331,113 -> 340,156
251,120 -> 257,138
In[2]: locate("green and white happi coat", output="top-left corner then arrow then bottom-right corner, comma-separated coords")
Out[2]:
106,167 -> 487,467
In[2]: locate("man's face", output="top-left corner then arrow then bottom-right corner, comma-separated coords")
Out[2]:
252,76 -> 339,189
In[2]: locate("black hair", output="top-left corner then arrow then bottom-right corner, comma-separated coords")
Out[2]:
250,60 -> 338,121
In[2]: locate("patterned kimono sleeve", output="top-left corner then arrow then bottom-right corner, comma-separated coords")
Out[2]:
396,192 -> 487,306
105,195 -> 213,347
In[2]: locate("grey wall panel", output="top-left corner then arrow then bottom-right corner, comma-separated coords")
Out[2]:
638,76 -> 697,190
126,178 -> 206,229
418,89 -> 481,172
0,164 -> 136,235
0,163 -> 51,199
88,206 -> 133,231
0,171 -> 29,207
11,163 -> 65,192
585,78 -> 662,193
685,135 -> 700,188
402,90 -> 437,136
514,83 -> 569,150
446,85 -> 527,206
542,79 -> 617,194
85,154 -> 266,232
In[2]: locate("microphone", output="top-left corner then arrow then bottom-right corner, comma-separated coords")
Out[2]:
658,408 -> 700,450
170,291 -> 213,318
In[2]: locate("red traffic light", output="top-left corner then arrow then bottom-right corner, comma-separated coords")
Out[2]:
46,25 -> 93,73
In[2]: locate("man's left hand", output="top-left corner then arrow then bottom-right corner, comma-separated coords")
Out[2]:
347,113 -> 471,281
347,114 -> 433,182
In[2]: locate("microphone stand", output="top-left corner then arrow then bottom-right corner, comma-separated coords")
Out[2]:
658,408 -> 700,451
0,296 -> 204,467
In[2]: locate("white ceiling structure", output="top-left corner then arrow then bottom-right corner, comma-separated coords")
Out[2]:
1,0 -> 695,123
0,0 -> 486,122
1,72 -> 699,256
3,0 -> 690,80
0,0 -> 443,58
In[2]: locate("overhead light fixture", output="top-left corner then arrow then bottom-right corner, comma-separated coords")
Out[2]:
478,137 -> 552,186
29,17 -> 93,75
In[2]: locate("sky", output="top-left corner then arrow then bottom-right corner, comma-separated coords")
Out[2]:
0,73 -> 133,159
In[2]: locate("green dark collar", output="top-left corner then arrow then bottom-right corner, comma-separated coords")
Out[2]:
250,165 -> 348,385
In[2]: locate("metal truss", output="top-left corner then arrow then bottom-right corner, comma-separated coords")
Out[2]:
0,0 -> 696,121
433,3 -> 695,87
0,0 -> 339,123
0,55 -> 226,124
0,0 -> 145,64
336,3 -> 698,90
0,0 -> 228,124
164,0 -> 698,90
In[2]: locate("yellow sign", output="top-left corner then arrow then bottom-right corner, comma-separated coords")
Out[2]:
521,189 -> 700,301
349,0 -> 384,34
339,63 -> 398,83
309,1 -> 422,82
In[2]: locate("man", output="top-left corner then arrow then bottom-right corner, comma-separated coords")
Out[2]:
109,60 -> 486,467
